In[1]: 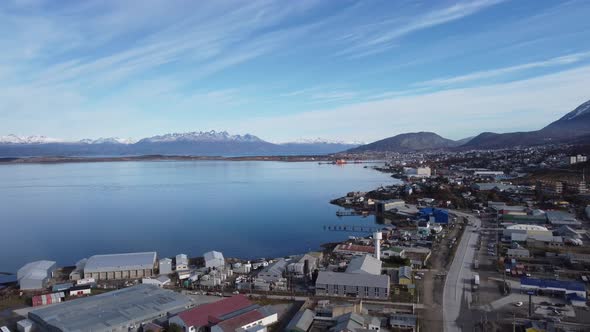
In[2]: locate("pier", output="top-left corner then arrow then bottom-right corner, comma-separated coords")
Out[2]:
323,224 -> 382,233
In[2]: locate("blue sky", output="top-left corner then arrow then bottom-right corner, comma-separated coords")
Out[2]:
1,0 -> 590,143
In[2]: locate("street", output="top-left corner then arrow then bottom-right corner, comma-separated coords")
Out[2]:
443,211 -> 481,332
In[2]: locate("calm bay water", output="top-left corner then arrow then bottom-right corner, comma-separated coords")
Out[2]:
0,161 -> 396,273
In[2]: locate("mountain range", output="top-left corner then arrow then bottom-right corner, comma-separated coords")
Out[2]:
0,131 -> 360,157
2,99 -> 589,157
348,99 -> 590,153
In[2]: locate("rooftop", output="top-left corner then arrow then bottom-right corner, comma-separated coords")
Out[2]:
316,271 -> 389,289
346,255 -> 382,275
28,284 -> 191,331
520,277 -> 586,292
84,252 -> 157,273
176,295 -> 254,327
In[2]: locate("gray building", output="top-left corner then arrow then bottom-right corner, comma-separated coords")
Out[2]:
17,260 -> 57,290
315,271 -> 390,299
257,259 -> 287,283
345,255 -> 381,275
84,252 -> 157,280
159,258 -> 172,275
28,284 -> 191,332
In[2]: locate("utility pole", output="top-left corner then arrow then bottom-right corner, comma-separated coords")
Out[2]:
512,312 -> 516,332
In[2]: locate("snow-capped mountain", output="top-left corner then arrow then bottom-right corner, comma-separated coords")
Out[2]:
138,130 -> 263,143
558,100 -> 590,121
79,137 -> 137,144
0,134 -> 64,144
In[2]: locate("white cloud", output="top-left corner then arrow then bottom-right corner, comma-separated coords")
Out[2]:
416,51 -> 590,87
228,65 -> 590,142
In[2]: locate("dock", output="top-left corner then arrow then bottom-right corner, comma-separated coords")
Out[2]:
323,225 -> 383,233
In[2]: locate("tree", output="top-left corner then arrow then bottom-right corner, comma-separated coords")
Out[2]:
166,323 -> 182,332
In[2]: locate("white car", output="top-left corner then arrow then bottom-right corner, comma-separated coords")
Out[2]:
414,276 -> 422,280
514,302 -> 524,307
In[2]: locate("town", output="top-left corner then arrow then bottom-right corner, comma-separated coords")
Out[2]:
1,145 -> 590,332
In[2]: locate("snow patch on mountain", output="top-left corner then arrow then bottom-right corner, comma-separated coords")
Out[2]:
138,130 -> 263,143
0,134 -> 65,144
79,137 -> 137,144
562,100 -> 590,120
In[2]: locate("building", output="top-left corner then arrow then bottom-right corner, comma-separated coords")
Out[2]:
169,295 -> 276,332
397,266 -> 413,286
546,211 -> 581,227
473,183 -> 516,192
286,309 -> 314,332
32,292 -> 65,307
330,312 -> 380,332
418,208 -> 449,224
17,260 -> 57,290
375,199 -> 405,214
334,244 -> 375,256
404,167 -> 431,178
538,181 -> 563,195
68,285 -> 91,297
175,254 -> 189,271
159,258 -> 173,275
257,259 -> 287,284
401,247 -> 431,268
569,154 -> 587,165
204,251 -> 225,269
473,171 -> 504,177
389,314 -> 417,331
143,276 -> 171,287
520,277 -> 586,299
506,248 -> 530,258
315,271 -> 390,299
68,259 -> 87,281
83,252 -> 157,280
17,320 -> 33,332
28,284 -> 192,332
345,255 -> 381,275
211,307 -> 277,332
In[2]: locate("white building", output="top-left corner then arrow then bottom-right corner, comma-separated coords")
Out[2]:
17,261 -> 57,290
159,258 -> 173,275
142,275 -> 171,287
204,251 -> 225,269
175,254 -> 189,271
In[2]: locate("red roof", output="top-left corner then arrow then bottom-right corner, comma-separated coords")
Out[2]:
177,295 -> 253,327
214,309 -> 264,332
335,244 -> 375,254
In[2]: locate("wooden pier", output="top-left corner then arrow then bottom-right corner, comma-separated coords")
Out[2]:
323,224 -> 382,233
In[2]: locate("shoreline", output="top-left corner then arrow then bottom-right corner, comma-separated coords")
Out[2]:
0,154 -> 342,165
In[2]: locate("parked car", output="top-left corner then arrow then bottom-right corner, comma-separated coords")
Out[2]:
514,302 -> 523,307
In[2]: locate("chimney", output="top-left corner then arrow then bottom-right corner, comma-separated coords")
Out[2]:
373,231 -> 382,261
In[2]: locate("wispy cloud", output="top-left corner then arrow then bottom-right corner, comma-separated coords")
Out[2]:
416,51 -> 590,87
337,0 -> 505,58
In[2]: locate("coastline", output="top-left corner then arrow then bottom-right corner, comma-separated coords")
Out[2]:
0,154 -> 339,165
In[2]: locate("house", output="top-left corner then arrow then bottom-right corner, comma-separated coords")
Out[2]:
175,254 -> 189,271
315,271 -> 390,300
389,314 -> 417,331
397,266 -> 413,286
330,312 -> 380,332
286,309 -> 314,332
506,248 -> 530,258
68,285 -> 91,297
381,247 -> 406,259
257,259 -> 287,284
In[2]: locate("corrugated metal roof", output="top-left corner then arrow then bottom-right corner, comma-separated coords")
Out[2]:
346,255 -> 381,275
520,277 -> 586,292
176,295 -> 253,327
316,271 -> 389,288
29,284 -> 191,331
84,252 -> 156,273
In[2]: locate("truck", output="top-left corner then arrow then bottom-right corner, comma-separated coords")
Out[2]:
472,274 -> 480,291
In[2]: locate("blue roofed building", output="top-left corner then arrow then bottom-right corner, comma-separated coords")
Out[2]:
520,277 -> 586,299
418,208 -> 449,225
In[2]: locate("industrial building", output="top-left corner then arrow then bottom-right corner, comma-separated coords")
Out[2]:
315,271 -> 390,299
520,277 -> 586,299
375,199 -> 405,214
17,260 -> 57,290
418,208 -> 449,224
28,284 -> 191,331
204,251 -> 225,269
169,295 -> 277,332
83,252 -> 157,280
159,258 -> 172,275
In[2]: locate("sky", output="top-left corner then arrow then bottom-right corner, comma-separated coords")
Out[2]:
1,0 -> 590,143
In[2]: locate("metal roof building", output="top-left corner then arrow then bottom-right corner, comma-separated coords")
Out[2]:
17,260 -> 57,290
204,251 -> 225,269
84,252 -> 157,280
315,271 -> 390,299
28,284 -> 191,332
520,277 -> 586,298
345,255 -> 381,275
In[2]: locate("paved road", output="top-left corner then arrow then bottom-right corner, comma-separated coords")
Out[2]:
442,211 -> 481,332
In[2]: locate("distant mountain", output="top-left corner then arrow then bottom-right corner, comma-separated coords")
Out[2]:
462,99 -> 590,149
348,132 -> 459,153
0,131 -> 354,157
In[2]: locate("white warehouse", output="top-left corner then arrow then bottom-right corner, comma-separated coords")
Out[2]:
204,251 -> 225,269
17,260 -> 57,290
83,252 -> 157,280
